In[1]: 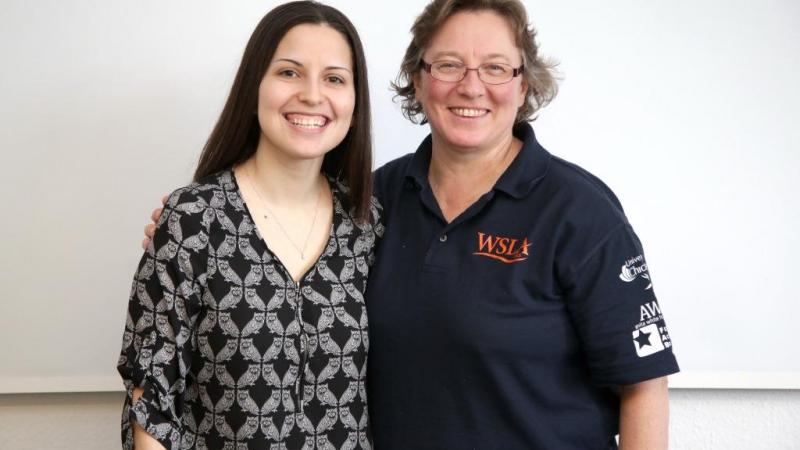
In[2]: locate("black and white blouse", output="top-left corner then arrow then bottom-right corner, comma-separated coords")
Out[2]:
117,170 -> 383,450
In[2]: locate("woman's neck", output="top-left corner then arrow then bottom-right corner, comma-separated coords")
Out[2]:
428,132 -> 521,200
244,144 -> 325,207
426,132 -> 522,223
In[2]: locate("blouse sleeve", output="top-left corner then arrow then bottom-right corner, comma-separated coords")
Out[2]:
117,189 -> 209,450
563,222 -> 679,386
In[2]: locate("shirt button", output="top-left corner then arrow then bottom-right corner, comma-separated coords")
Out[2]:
439,234 -> 448,243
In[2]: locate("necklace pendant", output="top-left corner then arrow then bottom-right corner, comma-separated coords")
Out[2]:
246,166 -> 323,264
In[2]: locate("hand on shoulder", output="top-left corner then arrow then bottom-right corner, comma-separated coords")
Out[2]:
142,195 -> 167,250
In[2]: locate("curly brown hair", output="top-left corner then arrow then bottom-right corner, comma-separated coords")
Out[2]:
391,0 -> 559,124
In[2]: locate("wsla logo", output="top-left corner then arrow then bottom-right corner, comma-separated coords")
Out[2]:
619,254 -> 652,290
474,232 -> 531,264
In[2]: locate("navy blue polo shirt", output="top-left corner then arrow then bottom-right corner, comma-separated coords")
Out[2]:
366,123 -> 679,449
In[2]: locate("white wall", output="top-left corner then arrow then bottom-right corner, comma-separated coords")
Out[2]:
2,0 -> 799,393
669,390 -> 800,450
1,0 -> 799,447
1,390 -> 798,449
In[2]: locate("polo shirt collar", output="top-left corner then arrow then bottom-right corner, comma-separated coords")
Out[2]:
494,122 -> 551,198
404,122 -> 551,199
405,134 -> 433,190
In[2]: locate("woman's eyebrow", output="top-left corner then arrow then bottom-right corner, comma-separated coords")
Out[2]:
273,58 -> 352,73
428,51 -> 462,60
273,57 -> 303,66
327,65 -> 353,73
428,51 -> 512,62
483,53 -> 512,61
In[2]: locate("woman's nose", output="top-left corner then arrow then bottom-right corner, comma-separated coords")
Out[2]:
298,79 -> 323,104
456,68 -> 485,97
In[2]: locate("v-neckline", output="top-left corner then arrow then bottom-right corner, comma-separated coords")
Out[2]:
229,168 -> 338,286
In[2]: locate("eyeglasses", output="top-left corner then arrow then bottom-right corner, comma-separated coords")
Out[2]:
421,60 -> 524,85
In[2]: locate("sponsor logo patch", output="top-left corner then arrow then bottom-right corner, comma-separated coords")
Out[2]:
632,323 -> 666,357
473,232 -> 531,264
631,300 -> 672,357
619,254 -> 652,290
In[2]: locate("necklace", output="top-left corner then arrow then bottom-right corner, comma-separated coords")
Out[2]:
246,164 -> 324,260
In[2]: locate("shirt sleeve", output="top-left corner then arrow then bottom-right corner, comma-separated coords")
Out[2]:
564,222 -> 679,386
366,195 -> 385,268
117,190 -> 209,450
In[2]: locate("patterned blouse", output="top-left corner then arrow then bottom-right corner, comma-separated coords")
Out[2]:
117,170 -> 383,450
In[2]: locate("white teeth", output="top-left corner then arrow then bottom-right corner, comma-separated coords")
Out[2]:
451,108 -> 487,117
286,114 -> 327,128
291,120 -> 325,128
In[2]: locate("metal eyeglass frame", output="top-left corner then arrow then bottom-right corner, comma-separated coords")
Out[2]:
420,60 -> 525,85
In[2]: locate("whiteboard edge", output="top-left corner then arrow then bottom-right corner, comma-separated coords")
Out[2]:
0,376 -> 123,394
667,371 -> 800,390
1,372 -> 799,394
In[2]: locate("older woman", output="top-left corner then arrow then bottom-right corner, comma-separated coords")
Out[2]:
366,0 -> 678,449
145,0 -> 678,448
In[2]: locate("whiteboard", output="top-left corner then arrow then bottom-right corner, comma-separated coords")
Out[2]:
1,0 -> 798,393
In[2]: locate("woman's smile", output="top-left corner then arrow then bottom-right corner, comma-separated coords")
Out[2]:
284,113 -> 330,131
448,107 -> 490,118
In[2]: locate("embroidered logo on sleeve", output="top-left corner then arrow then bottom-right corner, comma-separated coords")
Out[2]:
631,300 -> 672,357
473,232 -> 531,264
619,254 -> 652,290
632,324 -> 665,357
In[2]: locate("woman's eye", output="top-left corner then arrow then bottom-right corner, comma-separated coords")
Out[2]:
483,64 -> 510,76
327,75 -> 345,84
278,69 -> 299,78
434,62 -> 462,74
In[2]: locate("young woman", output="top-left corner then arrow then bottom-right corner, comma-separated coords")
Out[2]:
118,2 -> 381,449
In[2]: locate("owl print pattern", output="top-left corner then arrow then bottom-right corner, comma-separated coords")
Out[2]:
117,170 -> 383,450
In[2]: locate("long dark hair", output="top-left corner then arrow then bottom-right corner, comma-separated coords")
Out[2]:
194,1 -> 373,222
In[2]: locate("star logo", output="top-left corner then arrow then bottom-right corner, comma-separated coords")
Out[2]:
633,329 -> 652,348
632,324 -> 665,357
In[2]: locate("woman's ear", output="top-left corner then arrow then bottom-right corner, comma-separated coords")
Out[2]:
411,72 -> 425,109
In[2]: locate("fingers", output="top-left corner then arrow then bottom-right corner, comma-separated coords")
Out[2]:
142,223 -> 156,251
150,207 -> 163,223
144,223 -> 156,238
142,198 -> 164,251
